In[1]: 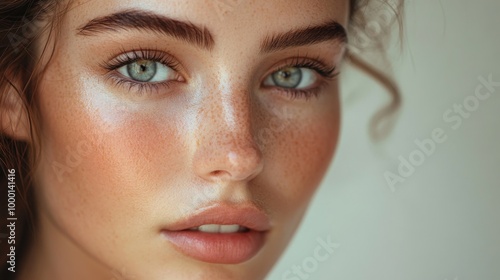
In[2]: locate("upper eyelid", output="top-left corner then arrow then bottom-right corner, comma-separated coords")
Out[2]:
263,58 -> 337,81
101,48 -> 182,71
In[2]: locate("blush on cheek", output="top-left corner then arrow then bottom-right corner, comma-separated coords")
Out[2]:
271,106 -> 340,213
34,113 -> 181,245
99,113 -> 187,185
103,101 -> 194,183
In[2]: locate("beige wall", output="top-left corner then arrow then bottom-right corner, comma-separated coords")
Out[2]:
268,0 -> 500,279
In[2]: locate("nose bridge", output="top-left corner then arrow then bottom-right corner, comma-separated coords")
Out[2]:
193,74 -> 264,183
221,88 -> 254,142
204,70 -> 256,144
206,50 -> 258,134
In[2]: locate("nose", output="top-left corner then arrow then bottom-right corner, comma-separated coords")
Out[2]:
192,85 -> 264,183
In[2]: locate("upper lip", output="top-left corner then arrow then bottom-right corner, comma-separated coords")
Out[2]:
163,203 -> 271,232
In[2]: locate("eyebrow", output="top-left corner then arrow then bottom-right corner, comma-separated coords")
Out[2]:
260,21 -> 347,53
76,9 -> 347,53
76,9 -> 215,50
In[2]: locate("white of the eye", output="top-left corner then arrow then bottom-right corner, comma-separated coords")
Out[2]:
149,63 -> 173,82
117,62 -> 175,82
264,68 -> 317,89
294,68 -> 317,89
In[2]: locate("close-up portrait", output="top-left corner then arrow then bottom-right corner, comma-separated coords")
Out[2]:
1,0 -> 498,279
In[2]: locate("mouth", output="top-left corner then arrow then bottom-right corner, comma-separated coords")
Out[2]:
187,224 -> 250,233
160,204 -> 271,264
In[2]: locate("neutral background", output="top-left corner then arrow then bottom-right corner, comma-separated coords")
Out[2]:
267,0 -> 500,279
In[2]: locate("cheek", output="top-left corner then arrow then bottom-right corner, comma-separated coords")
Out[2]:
33,77 -> 188,243
263,96 -> 340,217
250,95 -> 340,260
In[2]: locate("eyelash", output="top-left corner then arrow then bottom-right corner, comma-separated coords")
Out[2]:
100,48 -> 339,99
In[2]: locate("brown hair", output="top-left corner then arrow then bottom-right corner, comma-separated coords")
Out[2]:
0,1 -> 67,278
348,0 -> 404,140
0,0 -> 403,277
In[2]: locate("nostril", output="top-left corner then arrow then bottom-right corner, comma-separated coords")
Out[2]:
210,170 -> 225,177
208,170 -> 232,182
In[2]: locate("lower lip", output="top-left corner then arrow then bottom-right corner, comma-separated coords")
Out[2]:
161,230 -> 267,264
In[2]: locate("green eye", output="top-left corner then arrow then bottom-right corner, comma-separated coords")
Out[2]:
118,59 -> 175,83
264,67 -> 317,90
126,59 -> 157,82
271,67 -> 302,88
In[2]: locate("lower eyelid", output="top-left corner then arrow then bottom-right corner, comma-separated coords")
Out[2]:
104,72 -> 178,96
279,87 -> 323,101
261,78 -> 327,100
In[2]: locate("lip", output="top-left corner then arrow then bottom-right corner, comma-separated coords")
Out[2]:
160,203 -> 271,264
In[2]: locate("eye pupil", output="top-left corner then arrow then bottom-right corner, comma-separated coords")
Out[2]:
272,67 -> 302,88
280,71 -> 291,79
127,59 -> 157,82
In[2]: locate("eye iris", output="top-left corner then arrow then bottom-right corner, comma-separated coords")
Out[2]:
127,59 -> 157,82
272,67 -> 302,88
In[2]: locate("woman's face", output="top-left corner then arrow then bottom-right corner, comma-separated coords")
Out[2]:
31,0 -> 348,279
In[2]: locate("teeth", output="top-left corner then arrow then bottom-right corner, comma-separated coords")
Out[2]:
198,224 -> 220,233
192,224 -> 246,233
219,225 -> 240,233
